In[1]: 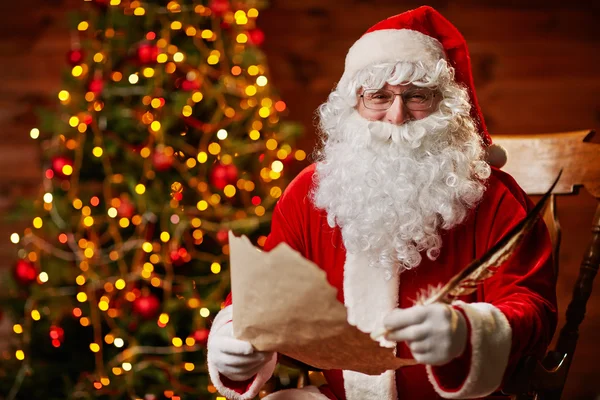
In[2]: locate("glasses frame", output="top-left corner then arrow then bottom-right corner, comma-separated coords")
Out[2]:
359,88 -> 439,112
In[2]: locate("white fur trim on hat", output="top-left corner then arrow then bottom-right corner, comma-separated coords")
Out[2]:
339,29 -> 445,87
342,251 -> 399,400
207,305 -> 277,400
426,301 -> 512,398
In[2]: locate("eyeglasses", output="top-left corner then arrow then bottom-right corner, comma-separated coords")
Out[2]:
359,88 -> 438,111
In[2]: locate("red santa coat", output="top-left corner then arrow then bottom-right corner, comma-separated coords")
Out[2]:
208,164 -> 557,400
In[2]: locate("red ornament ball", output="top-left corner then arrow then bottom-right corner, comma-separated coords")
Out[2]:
67,49 -> 85,66
152,149 -> 173,172
117,197 -> 135,219
137,43 -> 159,65
209,0 -> 230,16
216,229 -> 229,244
248,29 -> 265,46
193,328 -> 210,347
132,294 -> 161,320
13,260 -> 38,286
51,156 -> 74,179
210,163 -> 238,190
181,79 -> 201,92
88,78 -> 104,95
170,247 -> 191,267
49,325 -> 65,347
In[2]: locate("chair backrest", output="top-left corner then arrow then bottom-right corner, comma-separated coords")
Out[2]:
492,130 -> 600,400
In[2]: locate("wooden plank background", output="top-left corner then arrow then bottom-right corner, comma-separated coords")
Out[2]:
0,0 -> 598,398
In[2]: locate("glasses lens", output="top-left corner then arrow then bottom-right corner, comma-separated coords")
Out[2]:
404,89 -> 435,111
363,89 -> 393,110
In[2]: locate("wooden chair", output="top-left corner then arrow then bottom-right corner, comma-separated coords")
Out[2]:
492,130 -> 600,400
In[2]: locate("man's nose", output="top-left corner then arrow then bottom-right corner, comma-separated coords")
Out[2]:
385,96 -> 410,125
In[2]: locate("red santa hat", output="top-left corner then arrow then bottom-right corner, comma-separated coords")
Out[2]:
339,6 -> 507,167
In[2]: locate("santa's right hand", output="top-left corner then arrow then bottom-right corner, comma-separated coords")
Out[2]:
207,322 -> 275,381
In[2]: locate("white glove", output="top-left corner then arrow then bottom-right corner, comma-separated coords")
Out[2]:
207,322 -> 276,381
382,304 -> 467,366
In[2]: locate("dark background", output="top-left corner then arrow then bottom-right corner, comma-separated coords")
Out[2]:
0,0 -> 598,398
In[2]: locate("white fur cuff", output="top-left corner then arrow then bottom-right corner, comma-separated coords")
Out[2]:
427,301 -> 512,398
207,305 -> 277,400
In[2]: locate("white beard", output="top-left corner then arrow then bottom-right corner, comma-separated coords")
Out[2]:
312,110 -> 490,277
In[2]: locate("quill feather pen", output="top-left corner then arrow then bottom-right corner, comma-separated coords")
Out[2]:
371,169 -> 562,340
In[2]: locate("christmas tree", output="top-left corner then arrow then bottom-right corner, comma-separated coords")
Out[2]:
1,0 -> 303,398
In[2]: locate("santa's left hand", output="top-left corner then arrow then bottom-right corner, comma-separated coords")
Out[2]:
382,304 -> 467,366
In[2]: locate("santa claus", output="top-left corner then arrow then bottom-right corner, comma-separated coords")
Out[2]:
207,6 -> 556,400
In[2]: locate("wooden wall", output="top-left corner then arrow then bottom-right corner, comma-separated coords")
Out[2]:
0,0 -> 598,398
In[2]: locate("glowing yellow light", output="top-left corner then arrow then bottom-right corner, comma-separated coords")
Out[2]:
150,277 -> 161,287
142,242 -> 153,253
223,185 -> 236,198
112,72 -> 122,82
13,324 -> 23,334
92,147 -> 103,157
110,0 -> 121,5
255,205 -> 266,216
173,52 -> 185,62
187,298 -> 200,308
122,362 -> 132,371
128,74 -> 139,84
150,121 -> 161,131
266,139 -> 278,150
196,200 -> 208,211
171,21 -> 182,30
112,367 -> 122,375
107,207 -> 117,218
92,53 -> 103,63
83,216 -> 94,227
29,128 -> 40,139
100,377 -> 110,386
33,217 -> 43,229
191,92 -> 204,103
201,29 -> 213,39
208,143 -> 221,155
256,76 -> 268,86
75,275 -> 86,285
99,301 -> 109,311
113,279 -> 125,290
186,158 -> 197,168
295,150 -> 307,161
236,33 -> 248,43
216,129 -> 228,140
134,7 -> 145,15
135,184 -> 146,194
197,152 -> 208,163
15,350 -> 25,360
72,65 -> 83,77
191,218 -> 202,228
207,55 -> 219,65
248,65 -> 259,76
156,232 -> 170,243
77,21 -> 89,31
114,338 -> 124,347
39,272 -> 48,283
184,362 -> 194,371
77,292 -> 88,302
211,262 -> 221,274
248,8 -> 259,18
235,10 -> 248,25
246,130 -> 259,141
58,90 -> 70,101
182,105 -> 193,117
139,147 -> 151,158
200,308 -> 210,317
150,98 -> 161,109
158,313 -> 169,325
42,193 -> 52,203
271,160 -> 284,173
10,233 -> 20,244
245,85 -> 257,96
31,310 -> 41,320
186,26 -> 197,36
269,170 -> 281,180
77,123 -> 87,133
259,107 -> 270,118
244,181 -> 255,191
172,337 -> 183,347
156,53 -> 168,64
119,218 -> 130,228
143,67 -> 155,78
90,343 -> 100,353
